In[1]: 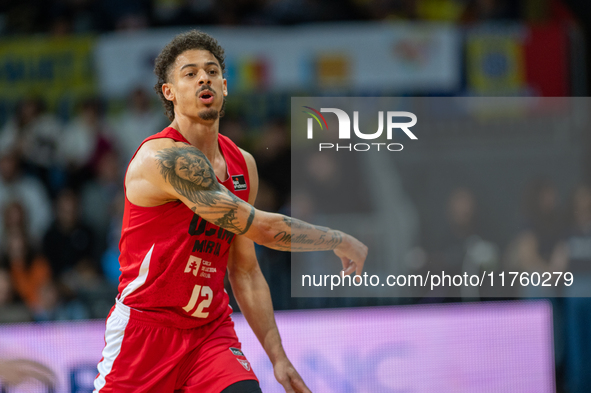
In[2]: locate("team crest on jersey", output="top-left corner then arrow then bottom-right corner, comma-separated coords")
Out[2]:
237,359 -> 251,371
229,347 -> 245,357
232,174 -> 247,191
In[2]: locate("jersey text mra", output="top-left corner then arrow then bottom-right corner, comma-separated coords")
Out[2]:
188,213 -> 235,256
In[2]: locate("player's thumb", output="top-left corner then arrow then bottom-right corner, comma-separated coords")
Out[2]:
340,255 -> 350,270
342,259 -> 356,276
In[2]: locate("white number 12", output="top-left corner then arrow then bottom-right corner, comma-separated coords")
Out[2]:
183,285 -> 213,318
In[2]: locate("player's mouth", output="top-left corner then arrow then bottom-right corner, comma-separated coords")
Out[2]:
198,90 -> 215,104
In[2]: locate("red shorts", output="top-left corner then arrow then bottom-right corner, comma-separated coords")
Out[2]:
94,302 -> 258,393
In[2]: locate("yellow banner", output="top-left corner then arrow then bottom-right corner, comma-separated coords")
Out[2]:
0,36 -> 96,109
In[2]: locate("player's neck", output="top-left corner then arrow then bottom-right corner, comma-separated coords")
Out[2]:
170,117 -> 220,163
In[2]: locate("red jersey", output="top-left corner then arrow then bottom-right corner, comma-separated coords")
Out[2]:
117,127 -> 250,329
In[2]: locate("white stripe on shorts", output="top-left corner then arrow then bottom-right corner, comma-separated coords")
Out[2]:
94,302 -> 131,392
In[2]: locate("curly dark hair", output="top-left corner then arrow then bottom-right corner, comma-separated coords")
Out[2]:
154,30 -> 226,122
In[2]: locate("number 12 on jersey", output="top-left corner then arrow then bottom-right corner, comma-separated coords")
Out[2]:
183,284 -> 213,318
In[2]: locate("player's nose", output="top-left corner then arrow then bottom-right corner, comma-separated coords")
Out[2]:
197,69 -> 211,85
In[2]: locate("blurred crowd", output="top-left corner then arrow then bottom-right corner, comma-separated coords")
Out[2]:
0,0 -> 573,36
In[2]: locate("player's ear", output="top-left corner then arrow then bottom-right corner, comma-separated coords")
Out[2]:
162,83 -> 175,102
222,78 -> 228,97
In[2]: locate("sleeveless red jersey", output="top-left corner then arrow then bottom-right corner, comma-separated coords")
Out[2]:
117,127 -> 250,329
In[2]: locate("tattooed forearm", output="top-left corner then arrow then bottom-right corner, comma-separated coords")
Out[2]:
282,217 -> 329,232
283,217 -> 291,227
325,231 -> 342,248
241,206 -> 255,235
214,205 -> 255,235
273,222 -> 343,251
271,243 -> 339,252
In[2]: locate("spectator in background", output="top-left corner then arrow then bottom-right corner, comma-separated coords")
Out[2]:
0,151 -> 52,250
42,189 -> 97,290
3,227 -> 52,317
0,201 -> 38,323
506,178 -> 567,376
296,148 -> 370,215
59,97 -> 114,186
564,184 -> 591,279
219,115 -> 249,149
0,98 -> 63,194
563,184 -> 591,393
244,119 -> 292,310
151,0 -> 197,25
109,87 -> 166,163
426,187 -> 498,299
80,149 -> 123,263
48,0 -> 96,34
34,279 -> 91,321
252,118 -> 290,210
0,268 -> 31,323
100,189 -> 125,287
2,201 -> 27,239
509,179 -> 568,283
96,0 -> 149,31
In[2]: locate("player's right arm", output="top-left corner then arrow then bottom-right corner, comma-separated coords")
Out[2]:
126,139 -> 367,276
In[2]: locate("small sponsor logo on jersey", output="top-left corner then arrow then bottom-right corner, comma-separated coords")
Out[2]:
229,347 -> 244,357
184,255 -> 203,276
232,175 -> 247,191
237,359 -> 251,371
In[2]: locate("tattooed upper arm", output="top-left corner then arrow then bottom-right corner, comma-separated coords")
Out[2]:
154,144 -> 255,235
155,146 -> 223,204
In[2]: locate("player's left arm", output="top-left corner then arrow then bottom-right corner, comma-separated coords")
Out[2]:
227,150 -> 310,393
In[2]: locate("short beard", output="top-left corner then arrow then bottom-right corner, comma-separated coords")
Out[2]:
198,108 -> 219,121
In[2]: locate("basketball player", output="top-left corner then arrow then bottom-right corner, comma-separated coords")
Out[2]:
94,30 -> 367,393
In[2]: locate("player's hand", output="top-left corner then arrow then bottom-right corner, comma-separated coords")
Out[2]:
273,357 -> 311,393
333,232 -> 368,280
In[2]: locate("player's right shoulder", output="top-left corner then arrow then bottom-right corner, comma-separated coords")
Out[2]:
126,138 -> 188,206
128,138 -> 183,176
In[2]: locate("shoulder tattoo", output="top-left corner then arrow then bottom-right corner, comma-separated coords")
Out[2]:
156,146 -> 222,205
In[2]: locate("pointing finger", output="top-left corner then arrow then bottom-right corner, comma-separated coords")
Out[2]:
356,262 -> 364,277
